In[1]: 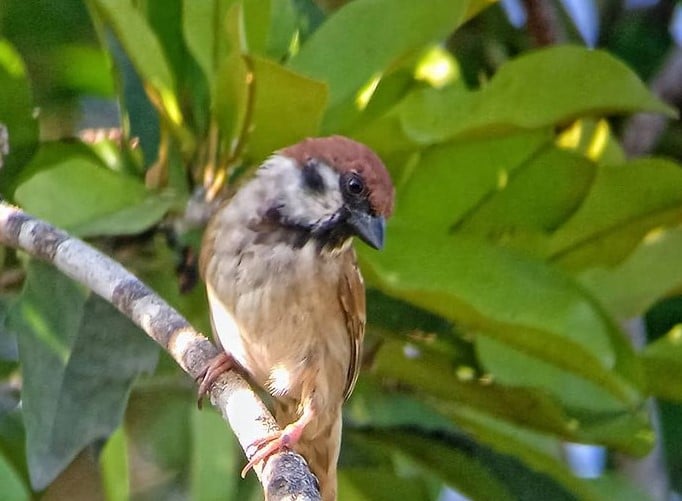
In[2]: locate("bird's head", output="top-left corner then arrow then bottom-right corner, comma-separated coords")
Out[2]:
256,136 -> 394,251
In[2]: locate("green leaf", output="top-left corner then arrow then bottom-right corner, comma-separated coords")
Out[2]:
89,0 -> 186,132
182,0 -> 238,82
393,130 -> 550,235
0,450 -> 29,501
246,55 -> 328,162
368,339 -> 575,436
8,261 -> 159,489
641,326 -> 682,401
212,2 -> 249,153
338,468 -> 433,501
265,0 -> 297,60
549,157 -> 682,270
13,146 -> 174,237
99,426 -> 130,501
0,409 -> 29,491
190,407 -> 240,501
454,146 -> 596,255
0,39 -> 39,193
360,227 -> 642,410
289,0 -> 470,107
579,226 -> 682,319
365,431 -> 513,500
443,407 -> 604,501
400,45 -> 675,145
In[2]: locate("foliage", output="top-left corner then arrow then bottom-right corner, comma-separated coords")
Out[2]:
0,0 -> 681,499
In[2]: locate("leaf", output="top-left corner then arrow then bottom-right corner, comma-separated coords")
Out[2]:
641,327 -> 682,401
393,130 -> 550,235
442,407 -> 604,501
338,468 -> 433,501
366,431 -> 514,501
0,409 -> 29,491
368,339 -> 575,436
90,0 -> 186,132
454,146 -> 596,255
549,157 -> 682,270
359,227 -> 643,411
246,55 -> 328,162
0,450 -> 29,501
99,426 -> 130,501
8,261 -> 159,489
0,39 -> 39,193
289,0 -> 470,107
400,46 -> 675,145
579,226 -> 682,319
212,2 -> 249,152
190,407 -> 240,501
13,146 -> 174,237
182,0 -> 238,82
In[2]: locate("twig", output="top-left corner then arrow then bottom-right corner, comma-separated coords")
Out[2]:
0,200 -> 321,501
521,0 -> 566,46
622,47 -> 682,158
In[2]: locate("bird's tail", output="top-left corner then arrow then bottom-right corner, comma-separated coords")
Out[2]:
275,402 -> 342,501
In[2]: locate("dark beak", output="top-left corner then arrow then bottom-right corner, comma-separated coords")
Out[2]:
348,210 -> 385,250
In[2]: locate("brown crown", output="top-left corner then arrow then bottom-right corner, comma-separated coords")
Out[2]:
279,136 -> 395,217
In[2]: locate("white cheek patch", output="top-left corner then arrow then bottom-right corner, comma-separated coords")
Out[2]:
259,155 -> 344,224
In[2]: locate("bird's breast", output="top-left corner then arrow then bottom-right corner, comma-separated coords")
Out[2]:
206,240 -> 352,407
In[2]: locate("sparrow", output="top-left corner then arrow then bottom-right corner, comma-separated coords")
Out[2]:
198,136 -> 394,500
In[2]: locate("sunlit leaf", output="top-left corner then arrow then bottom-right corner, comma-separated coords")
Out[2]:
549,157 -> 682,270
400,46 -> 675,145
289,0 -> 470,107
245,55 -> 327,161
13,146 -> 174,237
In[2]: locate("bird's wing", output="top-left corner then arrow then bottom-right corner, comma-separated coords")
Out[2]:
338,250 -> 366,400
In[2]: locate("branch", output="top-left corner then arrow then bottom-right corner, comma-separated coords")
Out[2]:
0,200 -> 321,501
622,47 -> 682,157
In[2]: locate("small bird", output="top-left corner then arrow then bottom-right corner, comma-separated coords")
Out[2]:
198,136 -> 394,500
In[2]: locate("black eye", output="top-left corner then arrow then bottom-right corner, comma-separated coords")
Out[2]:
345,174 -> 365,196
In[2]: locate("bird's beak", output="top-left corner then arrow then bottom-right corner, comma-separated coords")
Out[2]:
348,210 -> 385,250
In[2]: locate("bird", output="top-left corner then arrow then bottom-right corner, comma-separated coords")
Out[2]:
197,136 -> 394,500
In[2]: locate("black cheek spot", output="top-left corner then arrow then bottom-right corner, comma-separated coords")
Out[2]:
302,159 -> 325,192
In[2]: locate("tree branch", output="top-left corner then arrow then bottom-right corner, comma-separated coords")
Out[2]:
0,200 -> 321,501
622,46 -> 682,158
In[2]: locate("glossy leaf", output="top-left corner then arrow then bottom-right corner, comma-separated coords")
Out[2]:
549,157 -> 682,269
289,0 -> 470,106
579,227 -> 682,319
400,46 -> 675,145
246,55 -> 328,162
394,130 -> 550,234
13,146 -> 174,237
359,227 -> 643,411
8,262 -> 158,489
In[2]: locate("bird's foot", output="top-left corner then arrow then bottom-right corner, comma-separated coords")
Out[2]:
196,352 -> 234,409
241,419 -> 308,477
